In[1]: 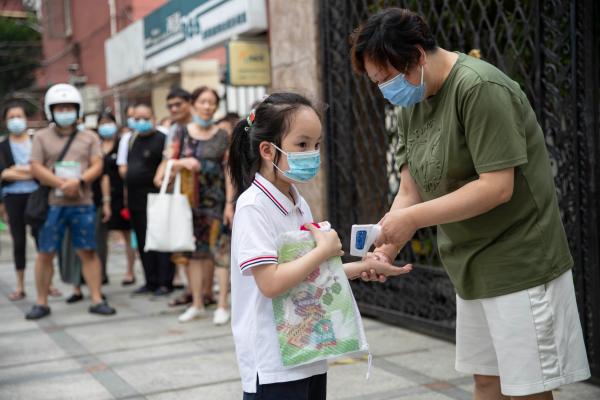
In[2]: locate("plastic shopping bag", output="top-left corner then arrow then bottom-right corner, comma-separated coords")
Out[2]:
272,228 -> 368,368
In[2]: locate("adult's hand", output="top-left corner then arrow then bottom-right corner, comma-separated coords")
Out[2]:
374,208 -> 418,249
177,157 -> 201,172
61,178 -> 80,198
223,203 -> 234,226
102,202 -> 112,223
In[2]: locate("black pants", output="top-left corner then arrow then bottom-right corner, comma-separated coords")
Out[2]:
129,206 -> 174,290
243,373 -> 327,400
4,193 -> 38,270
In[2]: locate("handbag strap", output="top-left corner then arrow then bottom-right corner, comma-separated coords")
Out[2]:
56,130 -> 78,163
160,159 -> 173,194
159,159 -> 183,195
0,139 -> 15,169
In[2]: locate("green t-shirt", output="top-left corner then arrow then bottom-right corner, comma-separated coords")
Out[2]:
396,52 -> 573,300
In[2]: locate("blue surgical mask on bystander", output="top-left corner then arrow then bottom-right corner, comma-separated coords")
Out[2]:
7,117 -> 27,134
54,111 -> 78,127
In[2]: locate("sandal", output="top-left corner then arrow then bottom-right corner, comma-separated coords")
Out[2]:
168,293 -> 193,307
48,287 -> 62,297
121,277 -> 136,286
9,291 -> 26,301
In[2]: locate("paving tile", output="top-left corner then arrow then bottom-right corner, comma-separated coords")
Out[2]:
146,379 -> 242,400
0,329 -> 67,368
327,360 -> 415,399
385,344 -> 466,382
0,359 -> 113,400
106,343 -> 240,395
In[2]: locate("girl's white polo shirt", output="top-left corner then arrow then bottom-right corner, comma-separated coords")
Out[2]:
231,173 -> 328,393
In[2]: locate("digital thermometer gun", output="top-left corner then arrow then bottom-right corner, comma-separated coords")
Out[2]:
350,224 -> 381,257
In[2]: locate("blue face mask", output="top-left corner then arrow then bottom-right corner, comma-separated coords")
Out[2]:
54,111 -> 78,127
193,115 -> 214,128
77,123 -> 86,132
134,119 -> 153,134
378,65 -> 425,107
98,123 -> 117,138
127,117 -> 136,130
271,143 -> 321,183
7,117 -> 27,134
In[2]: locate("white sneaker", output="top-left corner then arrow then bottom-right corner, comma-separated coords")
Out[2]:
213,308 -> 230,325
178,306 -> 206,323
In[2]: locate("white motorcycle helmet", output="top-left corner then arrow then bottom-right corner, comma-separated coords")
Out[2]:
44,83 -> 84,122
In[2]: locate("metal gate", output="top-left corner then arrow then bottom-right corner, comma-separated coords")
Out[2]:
320,0 -> 600,380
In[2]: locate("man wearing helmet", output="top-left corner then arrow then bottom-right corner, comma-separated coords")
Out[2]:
26,83 -> 116,319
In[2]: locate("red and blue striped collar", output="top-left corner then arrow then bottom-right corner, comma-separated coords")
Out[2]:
252,173 -> 301,216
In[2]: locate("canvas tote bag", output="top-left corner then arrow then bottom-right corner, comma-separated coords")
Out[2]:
144,159 -> 195,252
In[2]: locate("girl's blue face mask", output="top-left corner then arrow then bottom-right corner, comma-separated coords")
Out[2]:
271,143 -> 321,183
378,65 -> 425,107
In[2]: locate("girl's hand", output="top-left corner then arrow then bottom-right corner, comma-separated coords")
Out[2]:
223,203 -> 234,226
361,257 -> 412,282
305,222 -> 344,260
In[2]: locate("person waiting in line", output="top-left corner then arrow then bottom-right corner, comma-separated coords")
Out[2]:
26,83 -> 116,319
0,102 -> 40,301
156,117 -> 171,136
63,119 -> 109,303
97,112 -> 137,286
155,86 -> 232,324
163,87 -> 195,307
117,104 -> 174,297
63,112 -> 137,303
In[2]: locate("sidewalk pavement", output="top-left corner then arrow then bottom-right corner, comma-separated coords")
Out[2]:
0,232 -> 599,400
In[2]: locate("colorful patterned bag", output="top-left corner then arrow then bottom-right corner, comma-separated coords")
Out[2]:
273,229 -> 369,368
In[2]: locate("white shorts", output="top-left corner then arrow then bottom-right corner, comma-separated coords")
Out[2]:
455,269 -> 591,396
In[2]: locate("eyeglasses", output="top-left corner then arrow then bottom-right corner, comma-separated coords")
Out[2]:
166,102 -> 183,110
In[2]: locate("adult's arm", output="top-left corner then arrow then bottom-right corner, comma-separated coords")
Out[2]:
1,166 -> 33,182
372,164 -> 422,262
116,132 -> 130,178
30,160 -> 63,188
81,155 -> 103,184
376,82 -> 525,250
375,167 -> 514,248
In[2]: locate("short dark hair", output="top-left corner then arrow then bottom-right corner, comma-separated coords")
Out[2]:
228,93 -> 318,197
2,100 -> 26,120
134,103 -> 153,115
350,8 -> 437,74
218,112 -> 241,125
97,111 -> 116,125
191,86 -> 220,107
166,87 -> 192,102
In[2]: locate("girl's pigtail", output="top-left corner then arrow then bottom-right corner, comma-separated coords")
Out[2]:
228,117 -> 254,198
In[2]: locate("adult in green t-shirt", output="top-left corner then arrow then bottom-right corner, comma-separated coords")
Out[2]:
351,7 -> 590,400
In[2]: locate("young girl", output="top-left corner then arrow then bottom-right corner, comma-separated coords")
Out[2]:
228,93 -> 411,399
